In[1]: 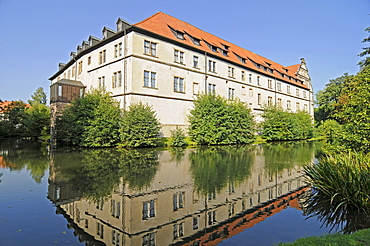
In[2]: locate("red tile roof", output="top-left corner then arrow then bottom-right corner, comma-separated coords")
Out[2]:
134,12 -> 308,89
0,101 -> 30,114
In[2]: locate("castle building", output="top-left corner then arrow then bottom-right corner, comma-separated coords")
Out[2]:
49,12 -> 313,136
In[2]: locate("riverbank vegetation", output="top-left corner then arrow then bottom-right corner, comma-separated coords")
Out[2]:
55,89 -> 161,148
278,228 -> 370,246
0,87 -> 50,139
305,27 -> 370,215
261,106 -> 314,141
188,93 -> 255,145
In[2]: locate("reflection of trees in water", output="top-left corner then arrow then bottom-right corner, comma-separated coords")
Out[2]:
190,145 -> 254,197
301,188 -> 370,234
53,148 -> 159,202
0,139 -> 49,183
262,141 -> 317,176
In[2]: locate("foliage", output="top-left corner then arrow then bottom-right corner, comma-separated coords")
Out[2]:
358,26 -> 370,70
28,87 -> 47,105
314,74 -> 349,123
23,103 -> 50,138
81,90 -> 121,147
188,93 -> 255,145
317,119 -> 342,140
119,102 -> 161,148
261,106 -> 314,141
55,89 -> 121,147
335,67 -> 370,152
0,101 -> 28,137
169,126 -> 186,147
278,228 -> 370,246
304,151 -> 370,212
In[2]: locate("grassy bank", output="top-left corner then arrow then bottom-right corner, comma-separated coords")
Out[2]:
278,228 -> 370,246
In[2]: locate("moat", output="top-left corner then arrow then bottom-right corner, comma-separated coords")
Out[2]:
0,139 -> 368,245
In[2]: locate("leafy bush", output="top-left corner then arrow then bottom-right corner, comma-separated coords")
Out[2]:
188,93 -> 255,145
261,106 -> 314,141
119,102 -> 161,148
317,119 -> 342,140
304,151 -> 370,211
55,89 -> 121,147
169,126 -> 186,147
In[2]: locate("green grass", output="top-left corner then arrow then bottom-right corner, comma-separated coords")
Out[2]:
278,228 -> 370,245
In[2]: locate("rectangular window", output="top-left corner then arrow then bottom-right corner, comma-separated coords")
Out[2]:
228,88 -> 235,100
174,50 -> 184,64
228,66 -> 235,78
287,85 -> 291,94
144,40 -> 157,57
268,79 -> 273,89
142,199 -> 155,220
249,88 -> 253,97
57,85 -> 62,97
97,222 -> 104,239
78,61 -> 83,75
174,77 -> 185,93
142,233 -> 155,246
287,100 -> 291,110
72,66 -> 75,77
112,71 -> 122,88
193,82 -> 199,95
277,82 -> 281,91
296,102 -> 300,111
193,217 -> 199,230
208,83 -> 216,95
241,71 -> 245,81
98,76 -> 105,88
144,71 -> 156,88
241,86 -> 246,96
303,91 -> 307,99
296,88 -> 299,96
257,76 -> 260,85
99,50 -> 106,64
111,200 -> 121,218
114,43 -> 122,58
208,60 -> 216,72
258,93 -> 262,105
88,56 -> 91,65
249,74 -> 252,83
304,104 -> 308,112
193,56 -> 199,68
277,98 -> 282,107
268,96 -> 273,106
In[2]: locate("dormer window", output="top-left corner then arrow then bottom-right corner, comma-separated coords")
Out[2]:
222,50 -> 228,56
221,44 -> 229,50
193,38 -> 200,45
211,45 -> 218,52
176,31 -> 185,40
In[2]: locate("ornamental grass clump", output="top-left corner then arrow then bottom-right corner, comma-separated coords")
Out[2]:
304,151 -> 370,211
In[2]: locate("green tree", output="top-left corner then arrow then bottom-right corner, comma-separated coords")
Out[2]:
119,102 -> 161,148
56,89 -> 121,146
261,106 -> 314,141
314,74 -> 349,123
358,26 -> 370,70
188,93 -> 255,145
2,101 -> 28,137
336,67 -> 370,152
28,87 -> 47,105
23,104 -> 50,138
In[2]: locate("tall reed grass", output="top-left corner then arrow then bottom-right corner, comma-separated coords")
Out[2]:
304,151 -> 370,211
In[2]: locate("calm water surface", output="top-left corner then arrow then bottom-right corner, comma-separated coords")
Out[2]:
0,139 -> 366,246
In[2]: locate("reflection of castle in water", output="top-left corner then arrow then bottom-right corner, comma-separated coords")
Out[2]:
48,144 -> 313,245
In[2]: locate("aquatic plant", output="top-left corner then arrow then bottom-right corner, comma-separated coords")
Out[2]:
304,151 -> 370,212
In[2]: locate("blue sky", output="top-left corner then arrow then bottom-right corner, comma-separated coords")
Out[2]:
0,0 -> 368,102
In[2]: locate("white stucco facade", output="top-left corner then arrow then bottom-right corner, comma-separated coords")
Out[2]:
50,13 -> 313,137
